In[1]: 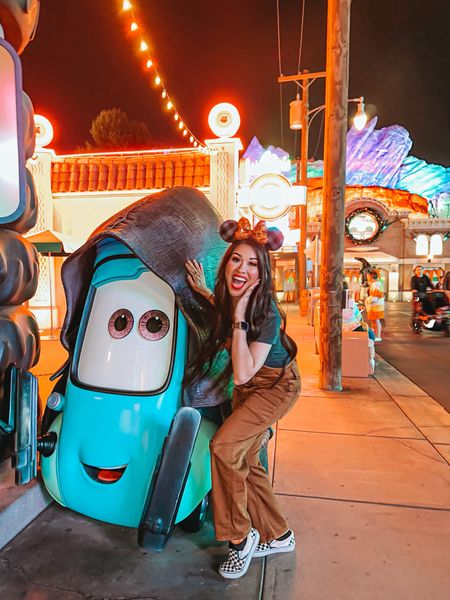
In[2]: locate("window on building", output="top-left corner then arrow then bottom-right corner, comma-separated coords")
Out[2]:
430,233 -> 443,256
415,234 -> 429,256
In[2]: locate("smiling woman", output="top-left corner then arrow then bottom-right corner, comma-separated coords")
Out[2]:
185,217 -> 301,579
225,245 -> 260,296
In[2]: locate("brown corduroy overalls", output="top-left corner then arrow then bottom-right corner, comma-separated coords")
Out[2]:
209,359 -> 301,543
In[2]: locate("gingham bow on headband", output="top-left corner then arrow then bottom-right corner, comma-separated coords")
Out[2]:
219,217 -> 284,251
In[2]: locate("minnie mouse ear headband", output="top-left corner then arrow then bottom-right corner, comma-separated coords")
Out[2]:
219,217 -> 284,252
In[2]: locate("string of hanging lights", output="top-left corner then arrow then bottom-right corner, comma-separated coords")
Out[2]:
119,0 -> 202,147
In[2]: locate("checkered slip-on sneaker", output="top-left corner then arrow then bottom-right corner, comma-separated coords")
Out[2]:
254,530 -> 295,558
218,528 -> 260,579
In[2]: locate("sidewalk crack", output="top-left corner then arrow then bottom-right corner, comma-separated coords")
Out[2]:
397,439 -> 447,464
1,557 -> 157,600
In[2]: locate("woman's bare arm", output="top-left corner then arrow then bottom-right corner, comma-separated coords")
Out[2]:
185,259 -> 214,304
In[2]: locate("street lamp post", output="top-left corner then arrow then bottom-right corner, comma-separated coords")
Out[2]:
280,70 -> 326,304
279,68 -> 366,303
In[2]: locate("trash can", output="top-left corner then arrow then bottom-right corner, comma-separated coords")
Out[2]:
300,289 -> 309,316
307,287 -> 320,326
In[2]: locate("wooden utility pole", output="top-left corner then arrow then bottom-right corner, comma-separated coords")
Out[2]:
319,0 -> 352,390
279,71 -> 325,302
298,78 -> 309,293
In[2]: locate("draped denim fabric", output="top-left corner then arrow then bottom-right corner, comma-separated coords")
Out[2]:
58,186 -> 227,407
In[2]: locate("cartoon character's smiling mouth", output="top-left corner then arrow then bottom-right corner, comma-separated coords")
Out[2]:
82,463 -> 127,484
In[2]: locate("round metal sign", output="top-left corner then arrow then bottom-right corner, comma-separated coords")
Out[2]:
249,173 -> 292,220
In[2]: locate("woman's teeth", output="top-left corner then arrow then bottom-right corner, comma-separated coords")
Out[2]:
232,276 -> 247,290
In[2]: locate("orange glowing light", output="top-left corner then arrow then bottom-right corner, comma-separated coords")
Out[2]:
118,4 -> 202,148
194,141 -> 198,147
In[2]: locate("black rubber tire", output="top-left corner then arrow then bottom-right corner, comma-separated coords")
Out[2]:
178,493 -> 210,533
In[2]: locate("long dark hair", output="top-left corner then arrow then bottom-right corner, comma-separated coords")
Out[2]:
185,238 -> 297,390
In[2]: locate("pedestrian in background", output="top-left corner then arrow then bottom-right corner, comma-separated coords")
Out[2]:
411,265 -> 434,313
442,269 -> 450,291
185,217 -> 300,580
411,265 -> 433,298
365,269 -> 385,341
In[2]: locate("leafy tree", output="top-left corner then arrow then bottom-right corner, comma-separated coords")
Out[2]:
86,108 -> 153,150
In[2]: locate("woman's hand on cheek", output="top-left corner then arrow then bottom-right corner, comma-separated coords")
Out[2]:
234,280 -> 260,320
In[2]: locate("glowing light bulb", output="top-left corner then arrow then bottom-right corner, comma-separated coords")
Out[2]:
178,122 -> 183,129
161,90 -> 167,99
167,101 -> 173,110
353,98 -> 367,131
194,141 -> 198,147
174,114 -> 179,121
183,129 -> 188,136
146,59 -> 153,68
354,112 -> 367,131
140,40 -> 148,52
130,22 -> 138,31
155,75 -> 161,86
189,136 -> 193,143
122,0 -> 132,10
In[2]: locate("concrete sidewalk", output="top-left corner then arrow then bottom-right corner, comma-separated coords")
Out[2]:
1,307 -> 449,599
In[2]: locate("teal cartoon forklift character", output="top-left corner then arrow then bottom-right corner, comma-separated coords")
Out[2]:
7,187 -> 228,550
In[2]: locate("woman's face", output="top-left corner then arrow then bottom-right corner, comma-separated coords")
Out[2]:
224,243 -> 260,299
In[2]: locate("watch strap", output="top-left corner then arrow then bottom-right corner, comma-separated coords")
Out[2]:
232,321 -> 249,331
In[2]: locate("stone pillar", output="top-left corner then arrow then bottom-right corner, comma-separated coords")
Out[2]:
26,150 -> 59,331
205,138 -> 242,220
27,150 -> 54,233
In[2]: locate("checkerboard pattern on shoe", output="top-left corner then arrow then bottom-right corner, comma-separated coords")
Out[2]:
218,528 -> 260,579
254,530 -> 295,557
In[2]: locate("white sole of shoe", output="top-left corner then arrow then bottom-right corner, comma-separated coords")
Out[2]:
254,540 -> 296,558
219,530 -> 260,579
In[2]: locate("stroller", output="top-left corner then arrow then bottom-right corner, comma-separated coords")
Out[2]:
411,290 -> 450,336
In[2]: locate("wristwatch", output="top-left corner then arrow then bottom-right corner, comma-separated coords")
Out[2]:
232,321 -> 249,331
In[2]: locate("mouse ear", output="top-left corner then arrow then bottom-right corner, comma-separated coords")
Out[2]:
265,228 -> 284,251
219,220 -> 239,243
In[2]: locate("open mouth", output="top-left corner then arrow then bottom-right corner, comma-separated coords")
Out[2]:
231,275 -> 247,291
82,463 -> 127,484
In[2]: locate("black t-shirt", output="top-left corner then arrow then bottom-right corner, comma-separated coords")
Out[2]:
253,303 -> 291,368
411,275 -> 432,294
227,302 -> 292,368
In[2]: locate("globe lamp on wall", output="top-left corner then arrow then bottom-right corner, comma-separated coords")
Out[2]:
208,103 -> 240,138
34,114 -> 54,148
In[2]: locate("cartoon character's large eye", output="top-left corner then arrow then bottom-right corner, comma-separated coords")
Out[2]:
108,309 -> 134,339
138,310 -> 170,341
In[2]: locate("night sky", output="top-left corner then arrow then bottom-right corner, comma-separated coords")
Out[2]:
19,0 -> 450,166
